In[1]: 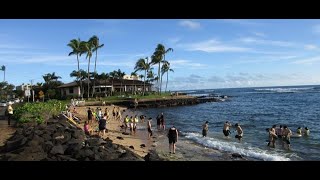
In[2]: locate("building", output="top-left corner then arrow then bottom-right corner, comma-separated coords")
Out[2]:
123,74 -> 139,80
58,78 -> 153,98
16,83 -> 31,91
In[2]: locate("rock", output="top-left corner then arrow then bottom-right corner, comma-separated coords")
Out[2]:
50,145 -> 65,155
232,153 -> 243,158
140,144 -> 146,148
5,136 -> 24,152
42,134 -> 52,142
64,143 -> 83,155
43,141 -> 54,153
117,136 -> 124,140
47,118 -> 59,124
56,155 -> 77,161
122,132 -> 130,135
72,130 -> 85,139
144,150 -> 163,161
34,130 -> 43,136
129,146 -> 134,149
86,138 -> 107,147
84,149 -> 94,157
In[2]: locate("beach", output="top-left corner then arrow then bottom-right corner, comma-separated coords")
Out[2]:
74,105 -> 155,157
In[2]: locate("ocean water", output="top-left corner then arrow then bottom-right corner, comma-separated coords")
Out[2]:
138,85 -> 320,161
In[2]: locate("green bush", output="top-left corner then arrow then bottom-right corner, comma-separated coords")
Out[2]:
13,100 -> 67,124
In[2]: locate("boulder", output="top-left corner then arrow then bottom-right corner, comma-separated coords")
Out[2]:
50,145 -> 65,155
5,136 -> 24,152
231,153 -> 243,158
129,146 -> 134,149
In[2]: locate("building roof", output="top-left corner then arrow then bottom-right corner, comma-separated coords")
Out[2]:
58,79 -> 152,88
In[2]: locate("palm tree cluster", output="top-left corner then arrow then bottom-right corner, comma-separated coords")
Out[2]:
67,35 -> 104,99
134,43 -> 174,95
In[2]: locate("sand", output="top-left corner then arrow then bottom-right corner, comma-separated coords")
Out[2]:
73,105 -> 155,158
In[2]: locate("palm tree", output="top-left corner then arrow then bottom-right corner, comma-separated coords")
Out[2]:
134,57 -> 150,96
161,61 -> 174,93
131,72 -> 137,94
80,41 -> 94,99
89,35 -> 104,97
68,38 -> 82,98
151,44 -> 173,94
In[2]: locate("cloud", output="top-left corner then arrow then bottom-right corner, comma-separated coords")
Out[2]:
219,19 -> 263,26
252,32 -> 266,37
304,44 -> 318,50
178,39 -> 251,53
208,75 -> 225,82
238,37 -> 295,47
170,59 -> 207,69
292,56 -> 320,65
179,20 -> 201,30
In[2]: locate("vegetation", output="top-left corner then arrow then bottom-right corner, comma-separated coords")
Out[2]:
0,81 -> 15,100
13,100 -> 67,124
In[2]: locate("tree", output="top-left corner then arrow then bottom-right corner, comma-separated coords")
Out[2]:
80,40 -> 94,99
97,72 -> 110,96
134,57 -> 150,96
151,44 -> 173,94
161,61 -> 174,93
68,38 -> 83,98
89,35 -> 104,97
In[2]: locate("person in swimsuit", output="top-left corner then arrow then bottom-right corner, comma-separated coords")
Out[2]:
296,127 -> 302,135
156,114 -> 161,130
87,107 -> 93,124
147,118 -> 153,139
234,123 -> 243,142
202,121 -> 209,137
303,127 -> 310,136
223,121 -> 232,137
98,113 -> 107,137
268,127 -> 277,148
168,125 -> 179,154
282,125 -> 292,150
160,112 -> 165,130
84,121 -> 90,136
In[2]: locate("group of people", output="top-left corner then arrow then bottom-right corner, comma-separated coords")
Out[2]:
202,121 -> 243,142
156,113 -> 165,130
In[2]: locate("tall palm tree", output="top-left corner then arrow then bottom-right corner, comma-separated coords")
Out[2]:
68,38 -> 82,98
131,72 -> 138,94
89,35 -> 104,97
161,61 -> 174,93
134,57 -> 150,96
80,41 -> 94,99
151,44 -> 173,94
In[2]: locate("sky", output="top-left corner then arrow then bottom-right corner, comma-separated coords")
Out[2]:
0,19 -> 320,90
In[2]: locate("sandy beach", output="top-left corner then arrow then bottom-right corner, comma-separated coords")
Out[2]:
74,105 -> 155,157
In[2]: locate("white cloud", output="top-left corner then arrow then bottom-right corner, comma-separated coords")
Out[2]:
178,39 -> 251,53
252,32 -> 266,37
179,20 -> 201,30
170,59 -> 207,69
292,56 -> 320,65
238,37 -> 295,47
304,44 -> 318,50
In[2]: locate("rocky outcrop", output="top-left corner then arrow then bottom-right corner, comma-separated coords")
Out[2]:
0,115 -> 144,161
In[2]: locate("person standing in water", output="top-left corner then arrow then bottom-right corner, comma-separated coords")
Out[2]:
234,123 -> 243,142
147,118 -> 153,139
303,127 -> 310,136
202,121 -> 209,137
296,127 -> 302,135
282,125 -> 292,150
223,121 -> 232,137
168,125 -> 178,154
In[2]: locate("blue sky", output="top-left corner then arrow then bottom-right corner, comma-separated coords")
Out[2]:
0,19 -> 320,90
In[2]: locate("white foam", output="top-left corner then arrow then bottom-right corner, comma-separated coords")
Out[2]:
184,132 -> 290,161
254,87 -> 314,93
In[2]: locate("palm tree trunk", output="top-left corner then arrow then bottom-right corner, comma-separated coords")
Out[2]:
92,50 -> 98,98
143,70 -> 146,96
160,74 -> 164,95
165,71 -> 168,93
77,54 -> 82,98
87,57 -> 91,100
105,79 -> 107,97
158,62 -> 160,94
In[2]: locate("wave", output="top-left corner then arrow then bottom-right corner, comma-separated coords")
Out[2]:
184,132 -> 291,161
254,87 -> 314,93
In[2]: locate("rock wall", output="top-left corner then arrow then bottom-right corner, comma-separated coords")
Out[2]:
0,115 -> 143,161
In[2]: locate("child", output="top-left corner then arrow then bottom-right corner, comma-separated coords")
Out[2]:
147,118 -> 153,139
84,121 -> 90,135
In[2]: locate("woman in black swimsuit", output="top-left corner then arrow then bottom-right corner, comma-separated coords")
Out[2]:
168,126 -> 179,154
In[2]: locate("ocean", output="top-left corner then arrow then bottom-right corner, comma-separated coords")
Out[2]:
137,85 -> 320,161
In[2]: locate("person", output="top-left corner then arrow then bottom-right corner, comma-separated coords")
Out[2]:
134,98 -> 138,109
156,114 -> 161,130
84,121 -> 90,135
223,121 -> 232,137
267,127 -> 277,148
72,107 -> 78,114
98,108 -> 102,120
282,125 -> 292,150
147,118 -> 153,139
7,104 -> 13,126
87,107 -> 93,123
234,123 -> 243,142
129,116 -> 134,134
276,125 -> 283,138
303,127 -> 310,136
133,115 -> 139,132
160,112 -> 165,130
167,125 -> 178,154
202,121 -> 209,137
296,127 -> 302,135
98,113 -> 107,137
140,115 -> 145,123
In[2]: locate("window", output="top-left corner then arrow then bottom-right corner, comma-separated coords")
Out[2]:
69,87 -> 74,94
